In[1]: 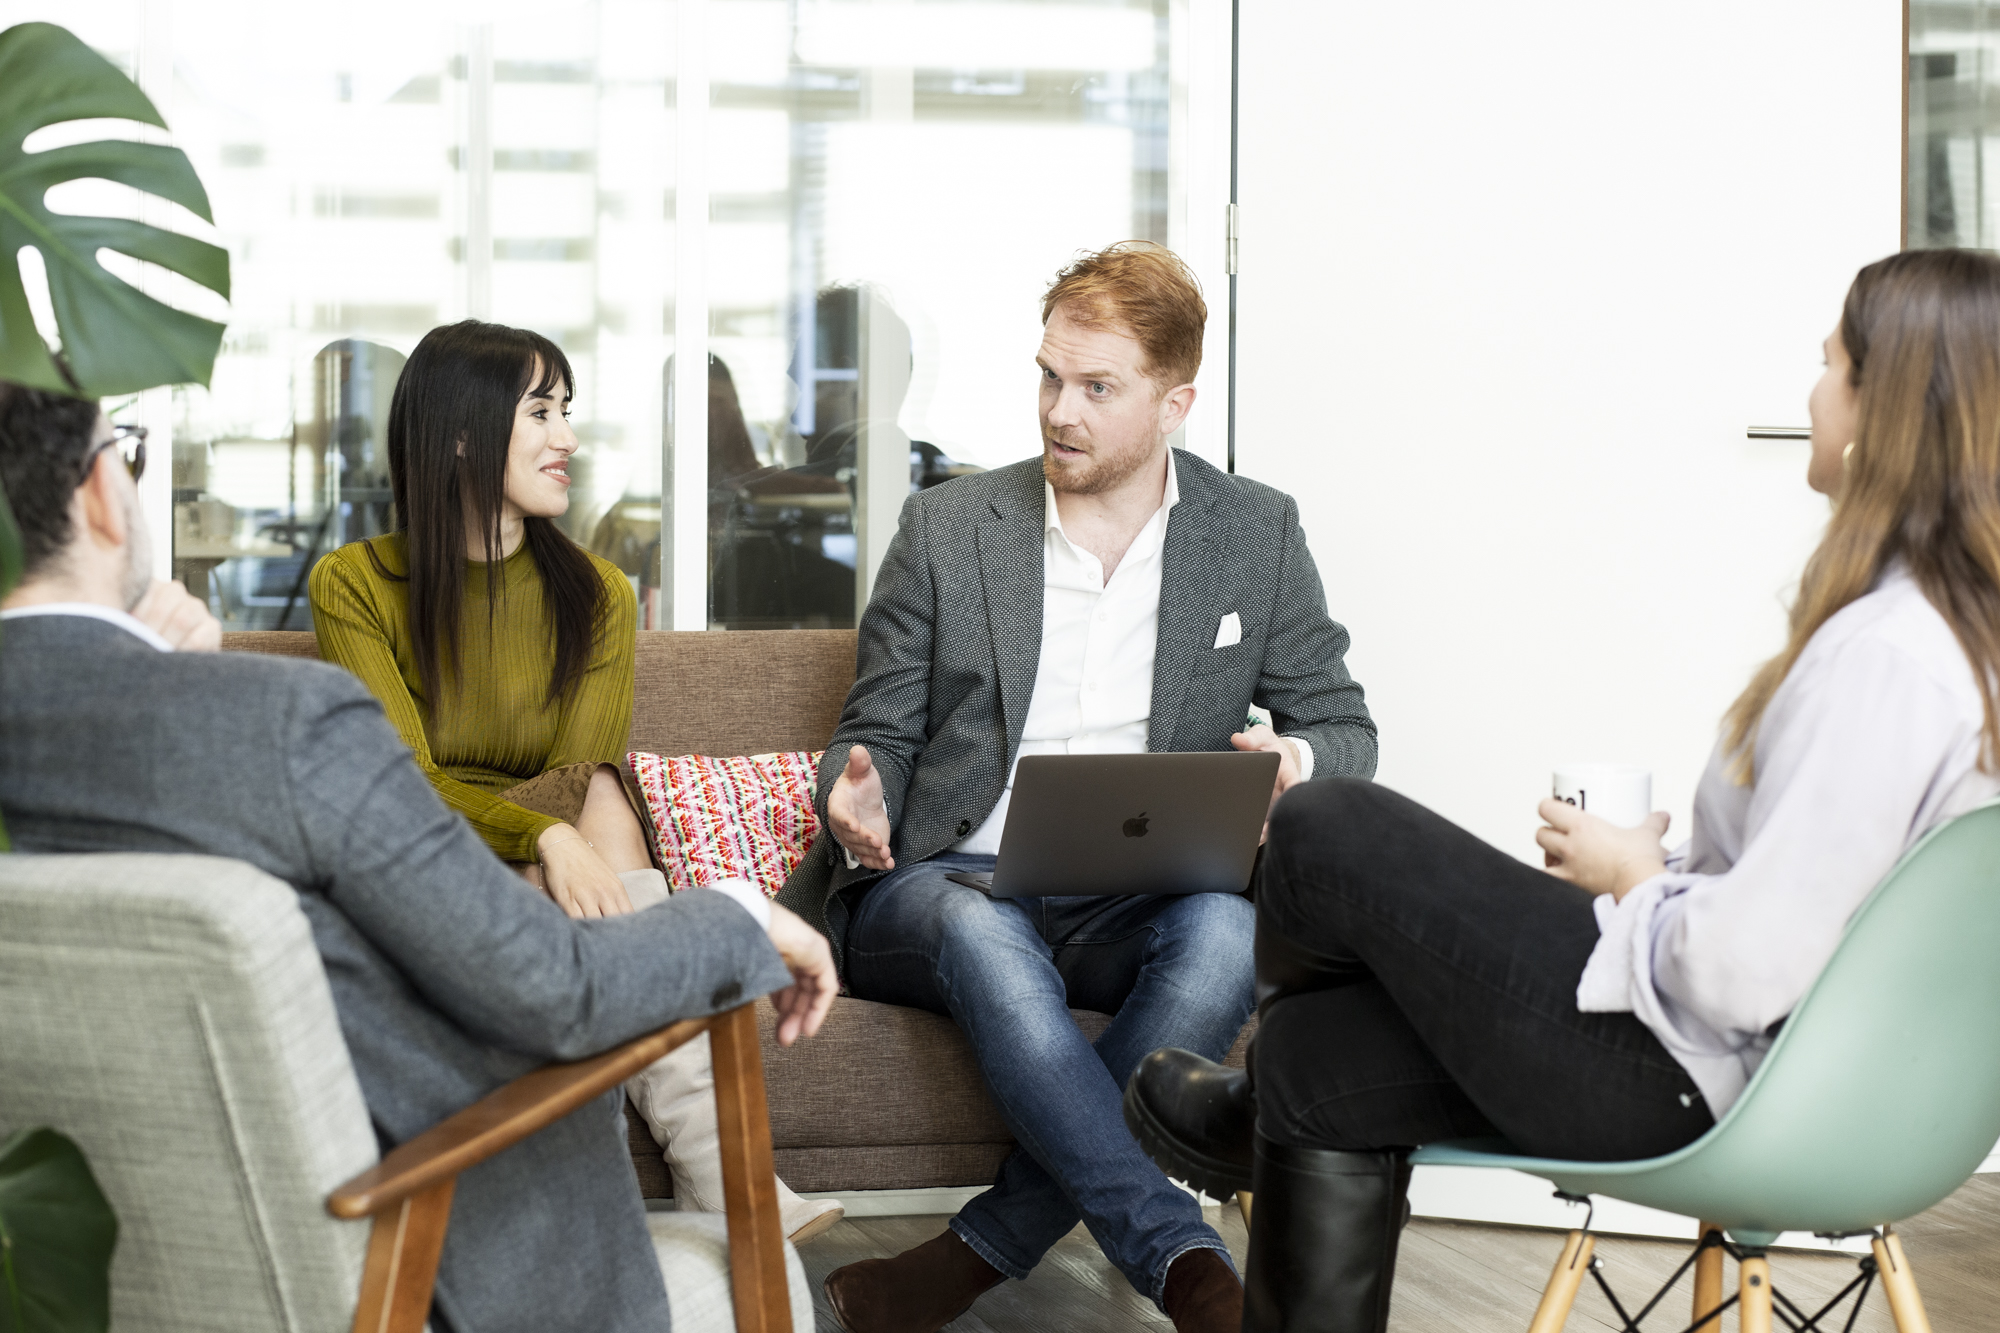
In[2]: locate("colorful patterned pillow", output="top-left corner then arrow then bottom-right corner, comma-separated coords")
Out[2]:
629,749 -> 824,899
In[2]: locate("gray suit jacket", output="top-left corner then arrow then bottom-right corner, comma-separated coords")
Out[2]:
777,449 -> 1377,965
0,615 -> 792,1333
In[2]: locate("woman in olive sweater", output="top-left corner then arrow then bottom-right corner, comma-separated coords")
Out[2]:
310,320 -> 841,1243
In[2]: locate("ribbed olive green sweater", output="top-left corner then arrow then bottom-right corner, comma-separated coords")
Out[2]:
309,532 -> 637,864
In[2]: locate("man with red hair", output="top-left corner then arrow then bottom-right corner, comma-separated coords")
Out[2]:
779,242 -> 1376,1333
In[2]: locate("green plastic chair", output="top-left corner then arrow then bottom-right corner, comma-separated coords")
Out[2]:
1410,801 -> 2000,1332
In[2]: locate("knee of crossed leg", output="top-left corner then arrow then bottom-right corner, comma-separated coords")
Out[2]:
1254,984 -> 1454,1151
1267,776 -> 1391,845
1263,779 -> 1397,904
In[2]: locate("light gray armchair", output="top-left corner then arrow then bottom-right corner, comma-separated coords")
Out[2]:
0,853 -> 810,1333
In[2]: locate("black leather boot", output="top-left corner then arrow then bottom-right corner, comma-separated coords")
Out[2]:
1123,1048 -> 1255,1197
1242,1136 -> 1412,1333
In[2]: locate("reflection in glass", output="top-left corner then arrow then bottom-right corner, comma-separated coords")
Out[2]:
699,0 -> 1178,629
173,339 -> 405,629
50,0 -> 1189,632
77,0 -> 685,628
1910,2 -> 2000,248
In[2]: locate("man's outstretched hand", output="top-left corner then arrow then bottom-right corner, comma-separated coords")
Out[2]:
826,744 -> 895,871
764,903 -> 838,1046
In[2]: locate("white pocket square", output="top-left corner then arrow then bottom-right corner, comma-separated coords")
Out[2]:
1213,612 -> 1242,650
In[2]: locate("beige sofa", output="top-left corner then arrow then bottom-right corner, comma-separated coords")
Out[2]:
225,628 -> 1251,1200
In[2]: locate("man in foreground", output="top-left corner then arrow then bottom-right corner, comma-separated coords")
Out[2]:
779,242 -> 1377,1333
0,382 -> 837,1333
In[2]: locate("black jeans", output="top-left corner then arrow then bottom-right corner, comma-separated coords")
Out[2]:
1252,780 -> 1712,1161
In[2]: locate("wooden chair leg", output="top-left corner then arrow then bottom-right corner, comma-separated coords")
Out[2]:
351,1179 -> 455,1333
1871,1227 -> 1934,1333
1739,1253 -> 1772,1333
711,1002 -> 793,1333
1690,1221 -> 1725,1332
1236,1191 -> 1253,1228
1526,1230 -> 1595,1333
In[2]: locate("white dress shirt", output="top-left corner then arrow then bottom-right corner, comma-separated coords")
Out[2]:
951,454 -> 1313,856
1577,564 -> 1999,1116
0,602 -> 173,652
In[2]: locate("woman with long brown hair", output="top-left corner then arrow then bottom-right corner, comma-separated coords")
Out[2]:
1123,249 -> 2000,1333
310,320 -> 841,1244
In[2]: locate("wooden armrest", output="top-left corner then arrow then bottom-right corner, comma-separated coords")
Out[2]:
328,1014 -> 710,1219
329,1003 -> 790,1333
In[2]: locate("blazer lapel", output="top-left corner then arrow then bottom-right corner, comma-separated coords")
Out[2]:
975,472 -> 1047,753
1150,459 -> 1225,753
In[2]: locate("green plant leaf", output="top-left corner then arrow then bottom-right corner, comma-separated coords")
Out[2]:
0,473 -> 15,851
0,22 -> 230,398
0,481 -> 15,595
0,1128 -> 117,1333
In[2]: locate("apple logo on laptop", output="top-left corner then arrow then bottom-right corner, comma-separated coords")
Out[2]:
1122,812 -> 1149,838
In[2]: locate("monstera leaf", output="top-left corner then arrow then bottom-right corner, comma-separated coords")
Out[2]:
0,1128 -> 117,1333
0,21 -> 229,398
0,474 -> 13,850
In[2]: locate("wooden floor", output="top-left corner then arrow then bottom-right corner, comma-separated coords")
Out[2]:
796,1175 -> 2000,1332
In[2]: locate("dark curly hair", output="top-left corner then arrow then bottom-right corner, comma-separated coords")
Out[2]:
0,380 -> 101,580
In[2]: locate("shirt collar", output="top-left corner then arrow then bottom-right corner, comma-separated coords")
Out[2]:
0,602 -> 175,652
1043,448 -> 1181,537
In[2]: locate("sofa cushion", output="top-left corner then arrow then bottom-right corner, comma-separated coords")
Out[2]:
223,630 -> 322,660
631,750 -> 823,897
628,631 -> 856,758
222,629 -> 861,761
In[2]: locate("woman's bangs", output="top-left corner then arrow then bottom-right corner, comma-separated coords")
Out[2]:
520,335 -> 575,404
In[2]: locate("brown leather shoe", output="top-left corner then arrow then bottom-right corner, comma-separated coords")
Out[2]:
1161,1246 -> 1244,1333
823,1228 -> 1005,1333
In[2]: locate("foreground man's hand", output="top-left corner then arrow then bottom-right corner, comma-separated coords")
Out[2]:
1230,725 -> 1304,842
132,578 -> 221,652
1536,798 -> 1670,901
764,903 -> 837,1045
826,744 -> 895,870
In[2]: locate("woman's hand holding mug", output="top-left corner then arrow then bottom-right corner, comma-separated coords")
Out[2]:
1537,763 -> 1668,900
1536,801 -> 1669,900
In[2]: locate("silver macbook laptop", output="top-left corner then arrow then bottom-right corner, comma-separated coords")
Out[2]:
945,751 -> 1280,898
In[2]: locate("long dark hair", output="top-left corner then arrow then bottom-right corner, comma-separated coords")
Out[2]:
381,320 -> 607,709
1726,248 -> 2000,776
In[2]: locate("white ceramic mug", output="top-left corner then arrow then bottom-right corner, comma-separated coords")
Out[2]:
1552,763 -> 1652,828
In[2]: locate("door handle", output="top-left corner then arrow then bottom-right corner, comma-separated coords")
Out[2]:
1747,426 -> 1812,440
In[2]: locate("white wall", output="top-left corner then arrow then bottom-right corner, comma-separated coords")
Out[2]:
1236,1 -> 1904,861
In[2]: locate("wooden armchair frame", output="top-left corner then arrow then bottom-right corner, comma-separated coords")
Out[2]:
327,1003 -> 791,1333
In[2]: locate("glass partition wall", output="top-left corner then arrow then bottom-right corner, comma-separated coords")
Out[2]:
689,0 -> 1183,628
1910,1 -> 2000,248
24,0 -> 1228,631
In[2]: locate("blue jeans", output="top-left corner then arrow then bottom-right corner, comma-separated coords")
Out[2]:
843,852 -> 1256,1306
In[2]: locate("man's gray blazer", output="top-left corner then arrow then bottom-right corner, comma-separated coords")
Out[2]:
0,615 -> 793,1333
778,449 -> 1377,964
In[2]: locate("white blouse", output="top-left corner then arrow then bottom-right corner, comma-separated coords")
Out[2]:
1577,565 -> 2000,1117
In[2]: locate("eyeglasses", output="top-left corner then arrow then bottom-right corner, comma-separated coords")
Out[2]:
80,423 -> 147,484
